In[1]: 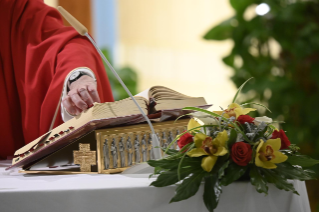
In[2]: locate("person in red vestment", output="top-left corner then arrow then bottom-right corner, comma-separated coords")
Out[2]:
0,0 -> 114,159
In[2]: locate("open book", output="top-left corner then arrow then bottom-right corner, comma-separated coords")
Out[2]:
89,85 -> 207,120
7,85 -> 209,170
135,86 -> 207,113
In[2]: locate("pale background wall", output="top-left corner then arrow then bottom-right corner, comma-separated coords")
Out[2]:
116,1 -> 236,109
45,0 -> 237,110
44,0 -> 57,7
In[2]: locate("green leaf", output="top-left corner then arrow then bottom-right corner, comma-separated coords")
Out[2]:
240,102 -> 272,113
261,169 -> 299,195
182,107 -> 228,122
165,143 -> 193,160
151,170 -> 181,187
227,129 -> 237,148
175,113 -> 192,122
204,17 -> 235,41
149,166 -> 166,178
220,162 -> 247,186
303,169 -> 317,179
218,160 -> 230,179
211,155 -> 229,176
222,54 -> 235,67
177,144 -> 196,180
288,144 -> 300,153
170,170 -> 206,203
230,0 -> 254,13
270,121 -> 285,124
147,159 -> 179,169
275,163 -> 315,181
162,148 -> 179,156
265,125 -> 276,137
249,166 -> 268,195
153,166 -> 164,175
151,166 -> 196,187
286,155 -> 319,168
203,174 -> 222,212
268,125 -> 277,130
148,155 -> 202,170
232,77 -> 253,103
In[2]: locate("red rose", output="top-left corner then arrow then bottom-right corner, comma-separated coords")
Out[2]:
237,115 -> 255,125
271,129 -> 291,149
177,132 -> 194,150
231,142 -> 252,166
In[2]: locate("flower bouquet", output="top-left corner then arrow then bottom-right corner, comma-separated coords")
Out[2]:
147,79 -> 319,212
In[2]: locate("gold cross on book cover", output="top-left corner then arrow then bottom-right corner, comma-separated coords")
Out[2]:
6,86 -> 210,174
74,144 -> 96,172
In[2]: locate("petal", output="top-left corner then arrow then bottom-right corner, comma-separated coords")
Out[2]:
255,153 -> 265,167
187,148 -> 207,157
234,108 -> 244,118
271,151 -> 288,164
241,108 -> 257,114
215,130 -> 228,146
194,133 -> 207,148
260,161 -> 277,169
201,156 -> 218,172
255,154 -> 277,169
260,141 -> 268,153
256,140 -> 264,153
234,107 -> 256,118
187,118 -> 201,131
213,111 -> 230,118
223,114 -> 230,118
229,103 -> 241,109
214,146 -> 228,156
258,153 -> 268,162
213,111 -> 223,115
265,138 -> 281,151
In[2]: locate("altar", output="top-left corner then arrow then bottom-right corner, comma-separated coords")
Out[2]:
0,160 -> 311,212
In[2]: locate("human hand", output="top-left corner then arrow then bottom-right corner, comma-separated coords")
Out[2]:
62,75 -> 100,115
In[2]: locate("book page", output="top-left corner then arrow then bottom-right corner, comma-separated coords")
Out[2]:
135,88 -> 151,99
147,86 -> 207,111
149,86 -> 193,100
155,98 -> 207,111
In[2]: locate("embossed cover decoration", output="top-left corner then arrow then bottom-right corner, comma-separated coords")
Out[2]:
74,143 -> 96,172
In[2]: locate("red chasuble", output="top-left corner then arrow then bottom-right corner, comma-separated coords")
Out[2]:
0,0 -> 114,159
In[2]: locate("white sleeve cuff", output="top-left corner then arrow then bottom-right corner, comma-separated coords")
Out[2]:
61,67 -> 96,122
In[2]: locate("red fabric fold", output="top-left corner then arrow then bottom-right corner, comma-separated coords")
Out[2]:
0,0 -> 114,159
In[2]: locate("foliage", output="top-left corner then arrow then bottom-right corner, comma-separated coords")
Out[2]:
148,82 -> 319,212
203,0 -> 319,175
101,48 -> 138,100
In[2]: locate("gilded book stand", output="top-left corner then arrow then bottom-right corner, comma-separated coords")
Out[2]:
21,119 -> 188,174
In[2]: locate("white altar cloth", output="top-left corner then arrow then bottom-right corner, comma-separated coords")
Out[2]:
0,160 -> 311,212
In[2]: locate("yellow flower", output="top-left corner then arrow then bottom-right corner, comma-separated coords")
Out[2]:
255,139 -> 288,169
214,103 -> 256,118
187,131 -> 228,172
187,118 -> 201,132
